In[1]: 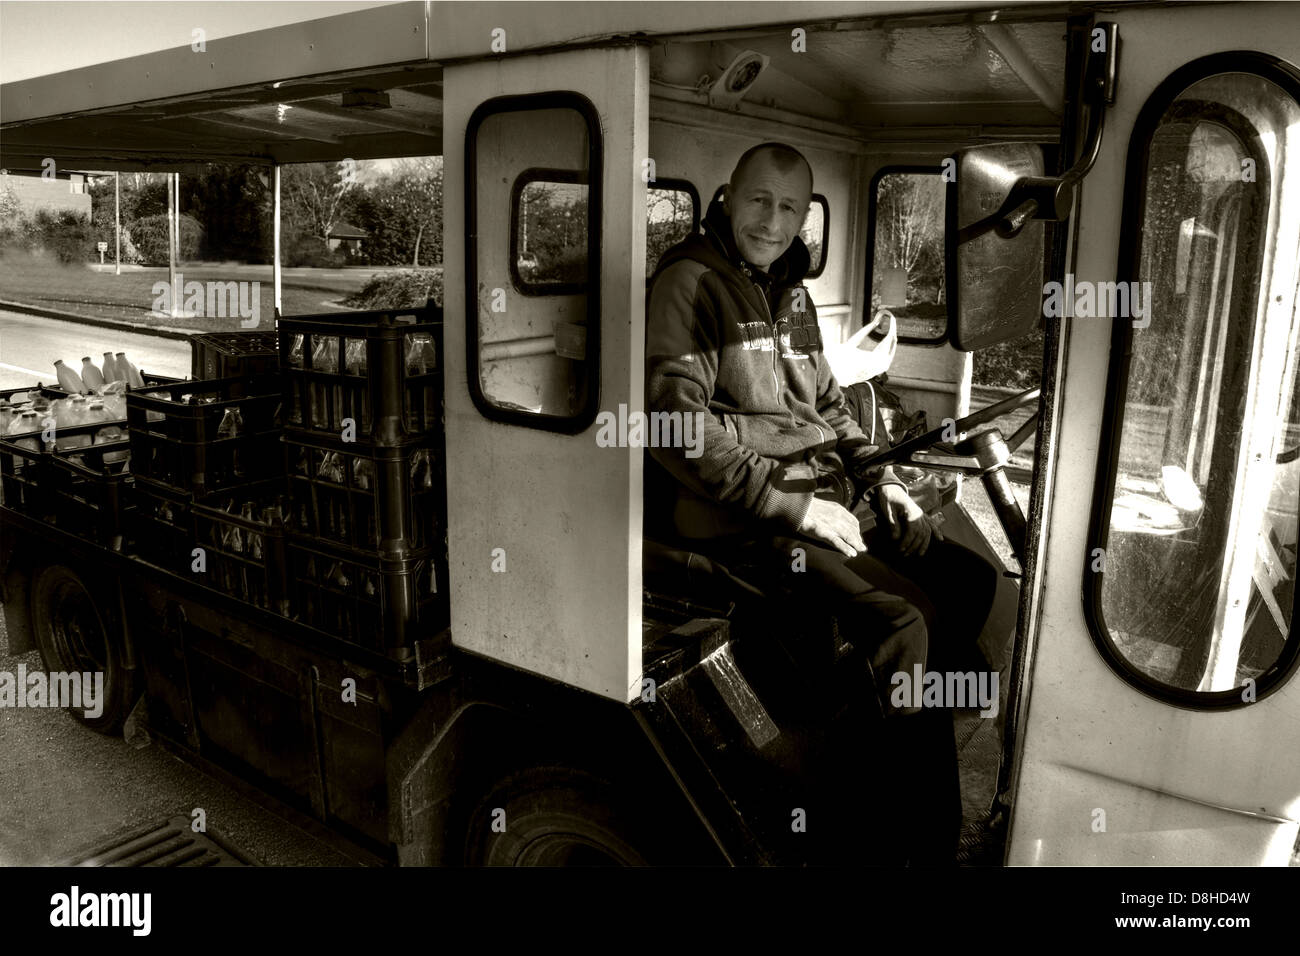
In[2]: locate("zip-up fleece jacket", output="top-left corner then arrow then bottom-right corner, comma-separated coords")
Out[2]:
646,198 -> 903,540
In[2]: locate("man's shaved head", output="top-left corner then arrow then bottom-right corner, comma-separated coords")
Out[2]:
730,142 -> 814,195
723,142 -> 814,270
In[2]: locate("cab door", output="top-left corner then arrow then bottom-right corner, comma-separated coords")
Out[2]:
1007,3 -> 1300,864
441,46 -> 650,702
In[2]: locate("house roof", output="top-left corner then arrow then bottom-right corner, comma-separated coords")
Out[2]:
328,222 -> 367,239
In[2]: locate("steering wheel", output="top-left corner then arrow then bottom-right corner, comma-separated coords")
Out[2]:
857,385 -> 1040,472
851,385 -> 1041,563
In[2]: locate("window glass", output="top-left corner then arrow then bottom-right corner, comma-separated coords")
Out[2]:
646,185 -> 697,276
514,175 -> 589,292
469,100 -> 599,429
870,170 -> 946,340
1097,72 -> 1300,695
801,196 -> 828,277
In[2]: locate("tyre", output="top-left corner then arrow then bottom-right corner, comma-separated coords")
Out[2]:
462,766 -> 676,866
29,563 -> 136,735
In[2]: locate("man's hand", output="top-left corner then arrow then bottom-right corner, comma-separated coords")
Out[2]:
878,483 -> 944,557
797,497 -> 866,558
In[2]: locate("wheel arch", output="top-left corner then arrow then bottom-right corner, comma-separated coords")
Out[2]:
388,658 -> 719,865
0,534 -> 37,655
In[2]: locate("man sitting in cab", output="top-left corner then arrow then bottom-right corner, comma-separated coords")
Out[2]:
645,142 -> 997,863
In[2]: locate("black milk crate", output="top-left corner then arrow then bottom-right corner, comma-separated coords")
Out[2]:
131,474 -> 196,570
0,427 -> 56,516
49,427 -> 134,548
127,376 -> 283,497
191,330 -> 279,381
1,386 -> 61,505
191,481 -> 290,615
277,306 -> 442,445
284,431 -> 443,556
0,422 -> 132,545
287,534 -> 447,656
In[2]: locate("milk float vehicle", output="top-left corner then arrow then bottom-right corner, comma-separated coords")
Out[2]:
1,0 -> 1297,866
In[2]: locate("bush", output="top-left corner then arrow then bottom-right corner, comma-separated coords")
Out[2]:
129,213 -> 204,265
972,327 -> 1045,390
0,186 -> 22,247
532,243 -> 587,286
343,269 -> 443,310
283,233 -> 349,268
32,209 -> 96,264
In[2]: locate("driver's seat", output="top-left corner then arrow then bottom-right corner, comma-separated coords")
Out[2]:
642,534 -> 765,614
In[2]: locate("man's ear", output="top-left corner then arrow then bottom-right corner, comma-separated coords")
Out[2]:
721,185 -> 731,216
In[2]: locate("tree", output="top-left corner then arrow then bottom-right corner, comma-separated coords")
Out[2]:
89,172 -> 167,233
351,158 -> 444,267
181,164 -> 271,261
646,187 -> 695,275
280,161 -> 356,247
875,173 -> 945,304
0,182 -> 22,245
129,213 -> 205,265
392,156 -> 443,267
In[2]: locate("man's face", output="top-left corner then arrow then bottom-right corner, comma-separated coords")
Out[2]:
725,152 -> 812,271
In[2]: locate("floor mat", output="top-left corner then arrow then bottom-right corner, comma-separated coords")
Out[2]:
955,695 -> 1008,865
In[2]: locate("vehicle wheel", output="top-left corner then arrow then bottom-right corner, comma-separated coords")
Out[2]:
29,563 -> 136,735
462,766 -> 668,866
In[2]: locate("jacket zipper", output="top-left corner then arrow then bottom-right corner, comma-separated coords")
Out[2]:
754,283 -> 782,398
756,280 -> 827,447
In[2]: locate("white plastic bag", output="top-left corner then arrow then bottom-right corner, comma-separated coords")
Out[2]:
826,309 -> 898,386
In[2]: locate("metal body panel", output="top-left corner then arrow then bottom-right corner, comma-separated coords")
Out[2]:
1007,4 -> 1300,866
425,1 -> 1052,64
443,47 -> 649,702
0,0 -> 1060,128
0,2 -> 430,124
1,0 -> 1079,171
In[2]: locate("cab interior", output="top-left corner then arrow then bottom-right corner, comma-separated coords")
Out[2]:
635,14 -> 1076,863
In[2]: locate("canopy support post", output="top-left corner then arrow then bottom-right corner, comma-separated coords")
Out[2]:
113,172 -> 121,276
273,164 -> 282,317
167,172 -> 179,318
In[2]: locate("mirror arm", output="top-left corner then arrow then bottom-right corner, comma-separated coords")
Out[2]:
960,22 -> 1119,244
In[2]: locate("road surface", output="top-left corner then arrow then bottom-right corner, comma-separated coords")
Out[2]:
0,308 -> 191,390
0,608 -> 357,867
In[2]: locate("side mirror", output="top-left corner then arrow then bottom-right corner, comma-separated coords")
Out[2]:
945,143 -> 1047,352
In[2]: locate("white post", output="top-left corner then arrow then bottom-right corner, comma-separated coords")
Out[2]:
114,171 -> 121,276
273,165 -> 282,316
173,172 -> 181,254
167,172 -> 178,318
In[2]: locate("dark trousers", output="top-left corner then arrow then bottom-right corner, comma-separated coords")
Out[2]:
700,518 -> 998,863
